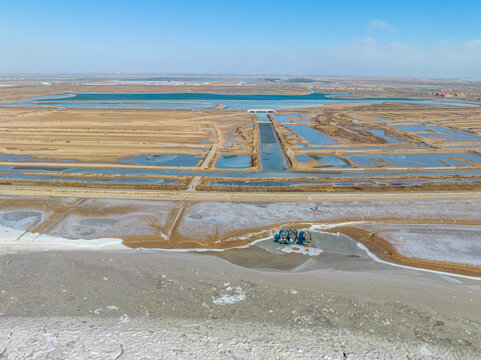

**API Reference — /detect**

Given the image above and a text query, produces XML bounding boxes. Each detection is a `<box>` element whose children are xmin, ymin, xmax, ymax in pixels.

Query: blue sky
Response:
<box><xmin>1</xmin><ymin>0</ymin><xmax>481</xmax><ymax>77</ymax></box>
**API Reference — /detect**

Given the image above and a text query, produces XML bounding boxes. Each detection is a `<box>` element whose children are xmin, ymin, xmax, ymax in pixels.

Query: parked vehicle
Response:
<box><xmin>274</xmin><ymin>229</ymin><xmax>311</xmax><ymax>246</ymax></box>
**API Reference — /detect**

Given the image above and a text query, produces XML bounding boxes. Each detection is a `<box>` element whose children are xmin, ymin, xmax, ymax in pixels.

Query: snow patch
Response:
<box><xmin>279</xmin><ymin>245</ymin><xmax>323</xmax><ymax>256</ymax></box>
<box><xmin>212</xmin><ymin>283</ymin><xmax>246</xmax><ymax>305</ymax></box>
<box><xmin>309</xmin><ymin>221</ymin><xmax>365</xmax><ymax>231</ymax></box>
<box><xmin>0</xmin><ymin>223</ymin><xmax>128</xmax><ymax>254</ymax></box>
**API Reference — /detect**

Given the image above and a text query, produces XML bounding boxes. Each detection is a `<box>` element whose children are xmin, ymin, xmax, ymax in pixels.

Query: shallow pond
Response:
<box><xmin>216</xmin><ymin>155</ymin><xmax>251</xmax><ymax>169</ymax></box>
<box><xmin>208</xmin><ymin>177</ymin><xmax>481</xmax><ymax>188</ymax></box>
<box><xmin>3</xmin><ymin>164</ymin><xmax>481</xmax><ymax>182</ymax></box>
<box><xmin>348</xmin><ymin>126</ymin><xmax>404</xmax><ymax>143</ymax></box>
<box><xmin>272</xmin><ymin>114</ymin><xmax>307</xmax><ymax>124</ymax></box>
<box><xmin>297</xmin><ymin>146</ymin><xmax>428</xmax><ymax>150</ymax></box>
<box><xmin>344</xmin><ymin>153</ymin><xmax>481</xmax><ymax>168</ymax></box>
<box><xmin>0</xmin><ymin>172</ymin><xmax>176</xmax><ymax>184</ymax></box>
<box><xmin>296</xmin><ymin>154</ymin><xmax>349</xmax><ymax>168</ymax></box>
<box><xmin>391</xmin><ymin>125</ymin><xmax>481</xmax><ymax>142</ymax></box>
<box><xmin>0</xmin><ymin>153</ymin><xmax>42</xmax><ymax>162</ymax></box>
<box><xmin>445</xmin><ymin>145</ymin><xmax>481</xmax><ymax>149</ymax></box>
<box><xmin>209</xmin><ymin>180</ymin><xmax>350</xmax><ymax>187</ymax></box>
<box><xmin>286</xmin><ymin>125</ymin><xmax>337</xmax><ymax>146</ymax></box>
<box><xmin>117</xmin><ymin>154</ymin><xmax>200</xmax><ymax>167</ymax></box>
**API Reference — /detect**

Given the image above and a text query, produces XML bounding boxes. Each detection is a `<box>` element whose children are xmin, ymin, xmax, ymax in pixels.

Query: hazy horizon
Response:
<box><xmin>2</xmin><ymin>73</ymin><xmax>481</xmax><ymax>82</ymax></box>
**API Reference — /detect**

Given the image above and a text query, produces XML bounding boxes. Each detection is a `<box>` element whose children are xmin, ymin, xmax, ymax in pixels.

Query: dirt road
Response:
<box><xmin>1</xmin><ymin>184</ymin><xmax>481</xmax><ymax>202</ymax></box>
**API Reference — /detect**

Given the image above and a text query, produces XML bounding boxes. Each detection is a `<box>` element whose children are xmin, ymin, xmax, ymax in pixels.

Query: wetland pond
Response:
<box><xmin>272</xmin><ymin>114</ymin><xmax>308</xmax><ymax>124</ymax></box>
<box><xmin>286</xmin><ymin>125</ymin><xmax>337</xmax><ymax>146</ymax></box>
<box><xmin>348</xmin><ymin>126</ymin><xmax>404</xmax><ymax>143</ymax></box>
<box><xmin>391</xmin><ymin>125</ymin><xmax>481</xmax><ymax>142</ymax></box>
<box><xmin>344</xmin><ymin>153</ymin><xmax>481</xmax><ymax>168</ymax></box>
<box><xmin>296</xmin><ymin>155</ymin><xmax>349</xmax><ymax>168</ymax></box>
<box><xmin>117</xmin><ymin>154</ymin><xmax>201</xmax><ymax>167</ymax></box>
<box><xmin>216</xmin><ymin>155</ymin><xmax>251</xmax><ymax>169</ymax></box>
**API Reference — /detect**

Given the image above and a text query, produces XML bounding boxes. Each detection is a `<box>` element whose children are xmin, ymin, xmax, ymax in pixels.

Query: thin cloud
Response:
<box><xmin>317</xmin><ymin>38</ymin><xmax>481</xmax><ymax>78</ymax></box>
<box><xmin>465</xmin><ymin>39</ymin><xmax>481</xmax><ymax>48</ymax></box>
<box><xmin>367</xmin><ymin>20</ymin><xmax>395</xmax><ymax>32</ymax></box>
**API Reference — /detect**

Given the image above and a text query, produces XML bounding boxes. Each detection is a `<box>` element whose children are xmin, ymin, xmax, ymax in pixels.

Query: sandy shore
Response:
<box><xmin>0</xmin><ymin>249</ymin><xmax>480</xmax><ymax>359</ymax></box>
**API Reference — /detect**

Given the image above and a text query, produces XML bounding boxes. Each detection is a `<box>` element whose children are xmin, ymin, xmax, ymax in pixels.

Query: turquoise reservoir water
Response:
<box><xmin>27</xmin><ymin>92</ymin><xmax>430</xmax><ymax>111</ymax></box>
<box><xmin>38</xmin><ymin>93</ymin><xmax>408</xmax><ymax>102</ymax></box>
<box><xmin>15</xmin><ymin>92</ymin><xmax>479</xmax><ymax>110</ymax></box>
